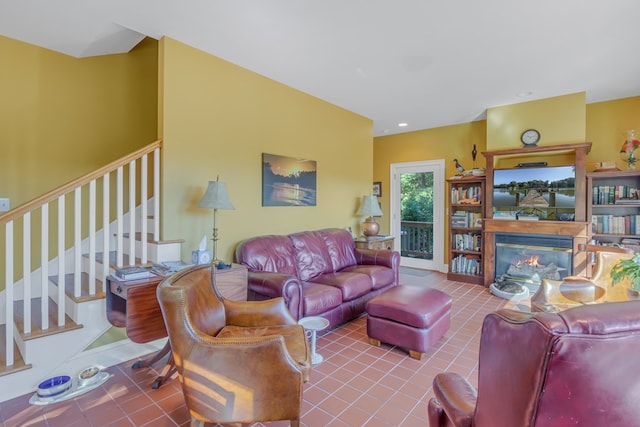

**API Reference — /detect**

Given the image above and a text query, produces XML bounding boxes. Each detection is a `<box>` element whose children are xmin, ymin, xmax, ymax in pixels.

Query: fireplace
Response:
<box><xmin>494</xmin><ymin>233</ymin><xmax>573</xmax><ymax>292</ymax></box>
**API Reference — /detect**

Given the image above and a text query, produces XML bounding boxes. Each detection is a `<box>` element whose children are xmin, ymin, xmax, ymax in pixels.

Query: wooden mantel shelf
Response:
<box><xmin>483</xmin><ymin>219</ymin><xmax>589</xmax><ymax>237</ymax></box>
<box><xmin>481</xmin><ymin>142</ymin><xmax>592</xmax><ymax>158</ymax></box>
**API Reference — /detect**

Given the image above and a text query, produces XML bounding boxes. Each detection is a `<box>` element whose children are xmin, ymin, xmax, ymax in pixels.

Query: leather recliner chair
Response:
<box><xmin>428</xmin><ymin>300</ymin><xmax>640</xmax><ymax>427</ymax></box>
<box><xmin>157</xmin><ymin>264</ymin><xmax>311</xmax><ymax>427</ymax></box>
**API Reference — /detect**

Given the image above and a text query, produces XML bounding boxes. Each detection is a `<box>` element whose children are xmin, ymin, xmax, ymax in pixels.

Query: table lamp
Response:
<box><xmin>197</xmin><ymin>177</ymin><xmax>234</xmax><ymax>262</ymax></box>
<box><xmin>357</xmin><ymin>195</ymin><xmax>383</xmax><ymax>236</ymax></box>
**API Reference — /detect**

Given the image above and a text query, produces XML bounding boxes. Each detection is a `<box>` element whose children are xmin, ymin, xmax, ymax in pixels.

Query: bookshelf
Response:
<box><xmin>587</xmin><ymin>170</ymin><xmax>640</xmax><ymax>251</ymax></box>
<box><xmin>447</xmin><ymin>176</ymin><xmax>485</xmax><ymax>285</ymax></box>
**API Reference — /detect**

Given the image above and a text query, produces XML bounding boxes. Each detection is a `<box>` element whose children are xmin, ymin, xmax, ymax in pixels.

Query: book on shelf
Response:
<box><xmin>517</xmin><ymin>213</ymin><xmax>539</xmax><ymax>221</ymax></box>
<box><xmin>114</xmin><ymin>266</ymin><xmax>156</xmax><ymax>281</ymax></box>
<box><xmin>614</xmin><ymin>198</ymin><xmax>640</xmax><ymax>205</ymax></box>
<box><xmin>493</xmin><ymin>211</ymin><xmax>517</xmax><ymax>220</ymax></box>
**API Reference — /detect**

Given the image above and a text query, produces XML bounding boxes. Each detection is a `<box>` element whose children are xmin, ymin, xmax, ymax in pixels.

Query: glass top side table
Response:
<box><xmin>298</xmin><ymin>316</ymin><xmax>330</xmax><ymax>364</ymax></box>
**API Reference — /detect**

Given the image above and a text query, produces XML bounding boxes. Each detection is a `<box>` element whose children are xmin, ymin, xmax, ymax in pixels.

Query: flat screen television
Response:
<box><xmin>492</xmin><ymin>165</ymin><xmax>576</xmax><ymax>221</ymax></box>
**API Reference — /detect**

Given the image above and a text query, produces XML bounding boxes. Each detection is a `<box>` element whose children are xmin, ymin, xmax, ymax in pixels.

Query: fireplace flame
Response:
<box><xmin>516</xmin><ymin>255</ymin><xmax>540</xmax><ymax>267</ymax></box>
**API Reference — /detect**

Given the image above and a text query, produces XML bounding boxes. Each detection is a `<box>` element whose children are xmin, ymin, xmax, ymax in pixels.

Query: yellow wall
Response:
<box><xmin>586</xmin><ymin>96</ymin><xmax>640</xmax><ymax>170</ymax></box>
<box><xmin>373</xmin><ymin>121</ymin><xmax>487</xmax><ymax>234</ymax></box>
<box><xmin>0</xmin><ymin>36</ymin><xmax>158</xmax><ymax>207</ymax></box>
<box><xmin>158</xmin><ymin>38</ymin><xmax>373</xmax><ymax>262</ymax></box>
<box><xmin>486</xmin><ymin>92</ymin><xmax>586</xmax><ymax>152</ymax></box>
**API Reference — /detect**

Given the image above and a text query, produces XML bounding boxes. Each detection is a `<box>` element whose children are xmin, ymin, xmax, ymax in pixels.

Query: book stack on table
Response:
<box><xmin>114</xmin><ymin>266</ymin><xmax>156</xmax><ymax>281</ymax></box>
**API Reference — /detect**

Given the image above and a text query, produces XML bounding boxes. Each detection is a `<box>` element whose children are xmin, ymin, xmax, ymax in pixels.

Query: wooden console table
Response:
<box><xmin>106</xmin><ymin>263</ymin><xmax>248</xmax><ymax>388</ymax></box>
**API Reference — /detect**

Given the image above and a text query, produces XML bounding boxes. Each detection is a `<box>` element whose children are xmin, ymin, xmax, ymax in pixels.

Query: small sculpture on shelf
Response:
<box><xmin>620</xmin><ymin>130</ymin><xmax>640</xmax><ymax>170</ymax></box>
<box><xmin>453</xmin><ymin>158</ymin><xmax>465</xmax><ymax>175</ymax></box>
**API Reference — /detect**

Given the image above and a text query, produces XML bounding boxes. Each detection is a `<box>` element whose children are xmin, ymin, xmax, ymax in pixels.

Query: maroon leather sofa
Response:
<box><xmin>235</xmin><ymin>228</ymin><xmax>400</xmax><ymax>329</ymax></box>
<box><xmin>428</xmin><ymin>300</ymin><xmax>640</xmax><ymax>427</ymax></box>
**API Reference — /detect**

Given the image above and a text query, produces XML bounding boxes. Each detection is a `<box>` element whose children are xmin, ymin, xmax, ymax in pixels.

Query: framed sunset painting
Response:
<box><xmin>262</xmin><ymin>153</ymin><xmax>317</xmax><ymax>206</ymax></box>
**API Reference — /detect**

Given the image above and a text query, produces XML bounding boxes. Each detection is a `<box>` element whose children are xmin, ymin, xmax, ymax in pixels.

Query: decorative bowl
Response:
<box><xmin>37</xmin><ymin>375</ymin><xmax>72</xmax><ymax>398</ymax></box>
<box><xmin>556</xmin><ymin>213</ymin><xmax>575</xmax><ymax>221</ymax></box>
<box><xmin>78</xmin><ymin>366</ymin><xmax>101</xmax><ymax>386</ymax></box>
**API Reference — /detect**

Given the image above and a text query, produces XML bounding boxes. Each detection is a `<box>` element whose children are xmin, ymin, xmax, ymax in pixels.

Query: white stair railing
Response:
<box><xmin>0</xmin><ymin>140</ymin><xmax>162</xmax><ymax>370</ymax></box>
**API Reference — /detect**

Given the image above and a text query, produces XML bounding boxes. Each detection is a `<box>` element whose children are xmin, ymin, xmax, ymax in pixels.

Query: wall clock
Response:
<box><xmin>521</xmin><ymin>129</ymin><xmax>541</xmax><ymax>147</ymax></box>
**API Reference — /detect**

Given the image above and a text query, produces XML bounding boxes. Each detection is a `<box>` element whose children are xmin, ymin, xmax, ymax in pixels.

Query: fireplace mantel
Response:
<box><xmin>483</xmin><ymin>219</ymin><xmax>590</xmax><ymax>286</ymax></box>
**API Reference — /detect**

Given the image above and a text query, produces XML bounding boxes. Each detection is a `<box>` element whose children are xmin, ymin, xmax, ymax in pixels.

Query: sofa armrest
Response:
<box><xmin>354</xmin><ymin>248</ymin><xmax>400</xmax><ymax>286</ymax></box>
<box><xmin>354</xmin><ymin>248</ymin><xmax>400</xmax><ymax>269</ymax></box>
<box><xmin>247</xmin><ymin>271</ymin><xmax>303</xmax><ymax>320</ymax></box>
<box><xmin>431</xmin><ymin>373</ymin><xmax>477</xmax><ymax>427</ymax></box>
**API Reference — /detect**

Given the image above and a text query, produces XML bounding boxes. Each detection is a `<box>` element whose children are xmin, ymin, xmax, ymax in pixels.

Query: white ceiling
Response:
<box><xmin>3</xmin><ymin>1</ymin><xmax>640</xmax><ymax>136</ymax></box>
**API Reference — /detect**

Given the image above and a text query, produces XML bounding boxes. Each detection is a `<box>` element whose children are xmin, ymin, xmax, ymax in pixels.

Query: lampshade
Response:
<box><xmin>197</xmin><ymin>181</ymin><xmax>235</xmax><ymax>210</ymax></box>
<box><xmin>356</xmin><ymin>195</ymin><xmax>383</xmax><ymax>217</ymax></box>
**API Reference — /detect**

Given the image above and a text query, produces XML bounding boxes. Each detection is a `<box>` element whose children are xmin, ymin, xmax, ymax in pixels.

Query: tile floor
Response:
<box><xmin>0</xmin><ymin>268</ymin><xmax>509</xmax><ymax>427</ymax></box>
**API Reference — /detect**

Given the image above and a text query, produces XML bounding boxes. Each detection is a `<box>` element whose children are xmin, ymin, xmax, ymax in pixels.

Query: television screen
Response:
<box><xmin>493</xmin><ymin>165</ymin><xmax>576</xmax><ymax>220</ymax></box>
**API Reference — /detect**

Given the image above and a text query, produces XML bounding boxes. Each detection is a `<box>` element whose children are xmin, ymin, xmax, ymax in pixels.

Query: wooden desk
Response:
<box><xmin>354</xmin><ymin>236</ymin><xmax>394</xmax><ymax>251</ymax></box>
<box><xmin>106</xmin><ymin>263</ymin><xmax>248</xmax><ymax>388</ymax></box>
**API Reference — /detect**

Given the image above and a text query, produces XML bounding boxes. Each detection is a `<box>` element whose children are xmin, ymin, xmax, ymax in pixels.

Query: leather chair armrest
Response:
<box><xmin>224</xmin><ymin>297</ymin><xmax>298</xmax><ymax>327</ymax></box>
<box><xmin>432</xmin><ymin>373</ymin><xmax>477</xmax><ymax>427</ymax></box>
<box><xmin>247</xmin><ymin>271</ymin><xmax>303</xmax><ymax>320</ymax></box>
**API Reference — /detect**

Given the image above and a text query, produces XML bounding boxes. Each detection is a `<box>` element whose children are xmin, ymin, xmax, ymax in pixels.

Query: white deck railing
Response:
<box><xmin>1</xmin><ymin>140</ymin><xmax>162</xmax><ymax>369</ymax></box>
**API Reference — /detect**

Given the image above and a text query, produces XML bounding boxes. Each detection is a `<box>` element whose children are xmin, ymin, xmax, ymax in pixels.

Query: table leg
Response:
<box><xmin>131</xmin><ymin>340</ymin><xmax>177</xmax><ymax>389</ymax></box>
<box><xmin>309</xmin><ymin>330</ymin><xmax>323</xmax><ymax>364</ymax></box>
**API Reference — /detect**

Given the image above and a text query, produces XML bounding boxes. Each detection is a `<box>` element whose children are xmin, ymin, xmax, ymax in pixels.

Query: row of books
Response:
<box><xmin>451</xmin><ymin>210</ymin><xmax>482</xmax><ymax>228</ymax></box>
<box><xmin>453</xmin><ymin>232</ymin><xmax>481</xmax><ymax>252</ymax></box>
<box><xmin>450</xmin><ymin>186</ymin><xmax>482</xmax><ymax>204</ymax></box>
<box><xmin>591</xmin><ymin>214</ymin><xmax>640</xmax><ymax>235</ymax></box>
<box><xmin>450</xmin><ymin>254</ymin><xmax>482</xmax><ymax>275</ymax></box>
<box><xmin>592</xmin><ymin>185</ymin><xmax>640</xmax><ymax>205</ymax></box>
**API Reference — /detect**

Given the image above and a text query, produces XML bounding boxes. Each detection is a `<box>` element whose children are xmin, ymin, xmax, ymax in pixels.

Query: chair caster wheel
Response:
<box><xmin>132</xmin><ymin>361</ymin><xmax>143</xmax><ymax>369</ymax></box>
<box><xmin>151</xmin><ymin>378</ymin><xmax>162</xmax><ymax>389</ymax></box>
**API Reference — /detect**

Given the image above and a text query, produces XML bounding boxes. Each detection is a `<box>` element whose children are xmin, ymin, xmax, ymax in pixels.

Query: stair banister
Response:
<box><xmin>1</xmin><ymin>140</ymin><xmax>162</xmax><ymax>372</ymax></box>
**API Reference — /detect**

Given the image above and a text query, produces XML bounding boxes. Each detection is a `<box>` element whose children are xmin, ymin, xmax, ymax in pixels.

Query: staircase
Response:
<box><xmin>0</xmin><ymin>140</ymin><xmax>182</xmax><ymax>402</ymax></box>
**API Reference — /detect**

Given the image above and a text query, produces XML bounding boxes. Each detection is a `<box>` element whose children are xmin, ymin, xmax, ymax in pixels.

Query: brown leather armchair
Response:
<box><xmin>157</xmin><ymin>264</ymin><xmax>311</xmax><ymax>427</ymax></box>
<box><xmin>428</xmin><ymin>300</ymin><xmax>640</xmax><ymax>427</ymax></box>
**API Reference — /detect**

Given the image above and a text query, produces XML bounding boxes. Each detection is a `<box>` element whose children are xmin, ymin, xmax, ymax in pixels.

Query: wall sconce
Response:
<box><xmin>197</xmin><ymin>177</ymin><xmax>234</xmax><ymax>262</ymax></box>
<box><xmin>356</xmin><ymin>195</ymin><xmax>383</xmax><ymax>236</ymax></box>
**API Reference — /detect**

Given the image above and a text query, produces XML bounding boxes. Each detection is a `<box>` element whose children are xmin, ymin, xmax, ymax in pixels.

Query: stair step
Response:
<box><xmin>123</xmin><ymin>231</ymin><xmax>185</xmax><ymax>245</ymax></box>
<box><xmin>0</xmin><ymin>325</ymin><xmax>32</xmax><ymax>377</ymax></box>
<box><xmin>49</xmin><ymin>273</ymin><xmax>106</xmax><ymax>303</ymax></box>
<box><xmin>13</xmin><ymin>297</ymin><xmax>83</xmax><ymax>341</ymax></box>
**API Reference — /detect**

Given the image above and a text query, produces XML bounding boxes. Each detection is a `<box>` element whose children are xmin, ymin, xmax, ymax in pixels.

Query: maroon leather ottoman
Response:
<box><xmin>366</xmin><ymin>286</ymin><xmax>452</xmax><ymax>360</ymax></box>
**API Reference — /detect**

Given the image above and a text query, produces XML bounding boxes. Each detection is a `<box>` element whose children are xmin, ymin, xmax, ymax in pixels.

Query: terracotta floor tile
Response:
<box><xmin>1</xmin><ymin>270</ymin><xmax>509</xmax><ymax>427</ymax></box>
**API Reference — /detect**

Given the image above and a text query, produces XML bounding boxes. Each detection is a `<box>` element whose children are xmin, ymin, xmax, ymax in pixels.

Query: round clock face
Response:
<box><xmin>521</xmin><ymin>129</ymin><xmax>540</xmax><ymax>146</ymax></box>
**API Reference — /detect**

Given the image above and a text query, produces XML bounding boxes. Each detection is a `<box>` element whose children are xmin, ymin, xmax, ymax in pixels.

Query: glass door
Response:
<box><xmin>390</xmin><ymin>160</ymin><xmax>445</xmax><ymax>271</ymax></box>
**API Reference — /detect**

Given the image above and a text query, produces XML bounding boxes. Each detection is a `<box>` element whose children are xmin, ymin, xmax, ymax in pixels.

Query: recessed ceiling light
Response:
<box><xmin>398</xmin><ymin>122</ymin><xmax>408</xmax><ymax>127</ymax></box>
<box><xmin>517</xmin><ymin>91</ymin><xmax>533</xmax><ymax>97</ymax></box>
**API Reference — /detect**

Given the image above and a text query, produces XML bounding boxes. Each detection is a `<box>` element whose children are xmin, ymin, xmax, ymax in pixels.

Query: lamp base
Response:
<box><xmin>362</xmin><ymin>218</ymin><xmax>380</xmax><ymax>236</ymax></box>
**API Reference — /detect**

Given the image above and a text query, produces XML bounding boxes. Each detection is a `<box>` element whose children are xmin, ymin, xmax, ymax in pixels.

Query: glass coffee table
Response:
<box><xmin>298</xmin><ymin>316</ymin><xmax>330</xmax><ymax>364</ymax></box>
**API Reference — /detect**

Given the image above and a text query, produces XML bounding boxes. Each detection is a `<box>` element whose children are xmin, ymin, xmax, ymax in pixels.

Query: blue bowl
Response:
<box><xmin>37</xmin><ymin>375</ymin><xmax>72</xmax><ymax>398</ymax></box>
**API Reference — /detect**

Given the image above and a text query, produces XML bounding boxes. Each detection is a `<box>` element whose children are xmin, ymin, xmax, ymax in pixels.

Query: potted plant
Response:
<box><xmin>611</xmin><ymin>253</ymin><xmax>640</xmax><ymax>297</ymax></box>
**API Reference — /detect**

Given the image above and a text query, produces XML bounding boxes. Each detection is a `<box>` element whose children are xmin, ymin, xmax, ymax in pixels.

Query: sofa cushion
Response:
<box><xmin>236</xmin><ymin>235</ymin><xmax>298</xmax><ymax>277</ymax></box>
<box><xmin>290</xmin><ymin>231</ymin><xmax>333</xmax><ymax>281</ymax></box>
<box><xmin>301</xmin><ymin>282</ymin><xmax>343</xmax><ymax>317</ymax></box>
<box><xmin>311</xmin><ymin>272</ymin><xmax>372</xmax><ymax>301</ymax></box>
<box><xmin>321</xmin><ymin>228</ymin><xmax>358</xmax><ymax>271</ymax></box>
<box><xmin>342</xmin><ymin>264</ymin><xmax>395</xmax><ymax>290</ymax></box>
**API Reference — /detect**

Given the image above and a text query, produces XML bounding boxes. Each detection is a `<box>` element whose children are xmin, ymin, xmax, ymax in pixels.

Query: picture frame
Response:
<box><xmin>262</xmin><ymin>153</ymin><xmax>317</xmax><ymax>206</ymax></box>
<box><xmin>372</xmin><ymin>181</ymin><xmax>382</xmax><ymax>197</ymax></box>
